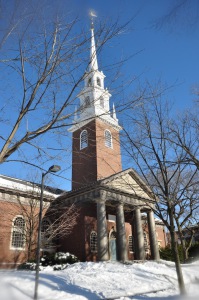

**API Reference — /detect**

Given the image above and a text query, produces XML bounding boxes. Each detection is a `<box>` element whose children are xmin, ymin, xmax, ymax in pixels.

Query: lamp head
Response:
<box><xmin>48</xmin><ymin>165</ymin><xmax>61</xmax><ymax>173</ymax></box>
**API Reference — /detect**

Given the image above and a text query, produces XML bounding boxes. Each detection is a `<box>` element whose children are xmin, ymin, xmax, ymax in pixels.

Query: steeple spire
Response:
<box><xmin>89</xmin><ymin>11</ymin><xmax>98</xmax><ymax>71</ymax></box>
<box><xmin>69</xmin><ymin>11</ymin><xmax>121</xmax><ymax>133</ymax></box>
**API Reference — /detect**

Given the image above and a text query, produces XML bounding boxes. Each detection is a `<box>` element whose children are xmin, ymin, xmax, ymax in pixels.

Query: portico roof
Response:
<box><xmin>57</xmin><ymin>168</ymin><xmax>155</xmax><ymax>210</ymax></box>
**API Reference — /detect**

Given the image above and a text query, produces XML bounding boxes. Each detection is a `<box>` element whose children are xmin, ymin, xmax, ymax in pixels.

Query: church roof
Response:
<box><xmin>58</xmin><ymin>168</ymin><xmax>155</xmax><ymax>207</ymax></box>
<box><xmin>0</xmin><ymin>174</ymin><xmax>64</xmax><ymax>200</ymax></box>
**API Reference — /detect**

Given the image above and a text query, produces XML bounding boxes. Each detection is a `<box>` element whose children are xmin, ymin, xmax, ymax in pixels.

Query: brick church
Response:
<box><xmin>54</xmin><ymin>21</ymin><xmax>166</xmax><ymax>262</ymax></box>
<box><xmin>0</xmin><ymin>20</ymin><xmax>166</xmax><ymax>268</ymax></box>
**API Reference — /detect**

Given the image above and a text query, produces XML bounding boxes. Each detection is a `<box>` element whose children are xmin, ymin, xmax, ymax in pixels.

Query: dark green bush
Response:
<box><xmin>159</xmin><ymin>245</ymin><xmax>184</xmax><ymax>262</ymax></box>
<box><xmin>18</xmin><ymin>252</ymin><xmax>79</xmax><ymax>270</ymax></box>
<box><xmin>40</xmin><ymin>251</ymin><xmax>79</xmax><ymax>266</ymax></box>
<box><xmin>17</xmin><ymin>262</ymin><xmax>36</xmax><ymax>270</ymax></box>
<box><xmin>188</xmin><ymin>243</ymin><xmax>199</xmax><ymax>259</ymax></box>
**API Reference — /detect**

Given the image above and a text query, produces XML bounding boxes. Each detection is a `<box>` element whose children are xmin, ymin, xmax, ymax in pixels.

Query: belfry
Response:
<box><xmin>57</xmin><ymin>17</ymin><xmax>162</xmax><ymax>262</ymax></box>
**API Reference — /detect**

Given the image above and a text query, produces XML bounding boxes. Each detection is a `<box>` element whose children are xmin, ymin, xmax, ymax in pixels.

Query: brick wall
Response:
<box><xmin>0</xmin><ymin>193</ymin><xmax>48</xmax><ymax>268</ymax></box>
<box><xmin>72</xmin><ymin>119</ymin><xmax>122</xmax><ymax>189</ymax></box>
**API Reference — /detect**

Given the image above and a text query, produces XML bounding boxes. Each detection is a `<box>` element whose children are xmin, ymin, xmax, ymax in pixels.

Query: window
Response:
<box><xmin>97</xmin><ymin>77</ymin><xmax>101</xmax><ymax>86</ymax></box>
<box><xmin>80</xmin><ymin>130</ymin><xmax>88</xmax><ymax>149</ymax></box>
<box><xmin>100</xmin><ymin>97</ymin><xmax>104</xmax><ymax>108</ymax></box>
<box><xmin>41</xmin><ymin>219</ymin><xmax>51</xmax><ymax>248</ymax></box>
<box><xmin>90</xmin><ymin>231</ymin><xmax>97</xmax><ymax>252</ymax></box>
<box><xmin>85</xmin><ymin>96</ymin><xmax>90</xmax><ymax>107</ymax></box>
<box><xmin>128</xmin><ymin>235</ymin><xmax>135</xmax><ymax>253</ymax></box>
<box><xmin>11</xmin><ymin>216</ymin><xmax>25</xmax><ymax>249</ymax></box>
<box><xmin>88</xmin><ymin>78</ymin><xmax>92</xmax><ymax>86</ymax></box>
<box><xmin>143</xmin><ymin>232</ymin><xmax>149</xmax><ymax>251</ymax></box>
<box><xmin>105</xmin><ymin>130</ymin><xmax>112</xmax><ymax>148</ymax></box>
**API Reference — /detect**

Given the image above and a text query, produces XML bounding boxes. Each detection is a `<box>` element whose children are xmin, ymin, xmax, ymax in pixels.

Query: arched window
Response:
<box><xmin>128</xmin><ymin>235</ymin><xmax>135</xmax><ymax>253</ymax></box>
<box><xmin>88</xmin><ymin>78</ymin><xmax>92</xmax><ymax>86</ymax></box>
<box><xmin>41</xmin><ymin>219</ymin><xmax>51</xmax><ymax>248</ymax></box>
<box><xmin>97</xmin><ymin>77</ymin><xmax>101</xmax><ymax>86</ymax></box>
<box><xmin>11</xmin><ymin>216</ymin><xmax>25</xmax><ymax>249</ymax></box>
<box><xmin>80</xmin><ymin>130</ymin><xmax>88</xmax><ymax>149</ymax></box>
<box><xmin>105</xmin><ymin>130</ymin><xmax>112</xmax><ymax>148</ymax></box>
<box><xmin>100</xmin><ymin>97</ymin><xmax>104</xmax><ymax>108</ymax></box>
<box><xmin>90</xmin><ymin>231</ymin><xmax>97</xmax><ymax>253</ymax></box>
<box><xmin>85</xmin><ymin>96</ymin><xmax>90</xmax><ymax>107</ymax></box>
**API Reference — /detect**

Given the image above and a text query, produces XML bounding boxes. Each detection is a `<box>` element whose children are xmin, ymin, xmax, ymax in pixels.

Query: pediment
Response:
<box><xmin>101</xmin><ymin>169</ymin><xmax>153</xmax><ymax>200</ymax></box>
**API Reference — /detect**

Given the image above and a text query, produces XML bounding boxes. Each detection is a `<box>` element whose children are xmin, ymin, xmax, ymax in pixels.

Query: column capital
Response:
<box><xmin>96</xmin><ymin>198</ymin><xmax>106</xmax><ymax>203</ymax></box>
<box><xmin>116</xmin><ymin>200</ymin><xmax>124</xmax><ymax>207</ymax></box>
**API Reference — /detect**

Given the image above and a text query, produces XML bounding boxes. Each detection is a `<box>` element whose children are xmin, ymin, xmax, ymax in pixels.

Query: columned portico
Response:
<box><xmin>134</xmin><ymin>207</ymin><xmax>145</xmax><ymax>260</ymax></box>
<box><xmin>116</xmin><ymin>202</ymin><xmax>128</xmax><ymax>261</ymax></box>
<box><xmin>97</xmin><ymin>200</ymin><xmax>109</xmax><ymax>261</ymax></box>
<box><xmin>147</xmin><ymin>210</ymin><xmax>160</xmax><ymax>260</ymax></box>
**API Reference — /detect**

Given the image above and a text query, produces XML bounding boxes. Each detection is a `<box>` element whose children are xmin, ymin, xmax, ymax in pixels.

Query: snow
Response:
<box><xmin>0</xmin><ymin>175</ymin><xmax>57</xmax><ymax>197</ymax></box>
<box><xmin>0</xmin><ymin>260</ymin><xmax>198</xmax><ymax>300</ymax></box>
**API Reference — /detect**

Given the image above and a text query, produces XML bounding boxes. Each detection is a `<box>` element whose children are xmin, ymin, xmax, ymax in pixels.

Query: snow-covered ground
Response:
<box><xmin>0</xmin><ymin>260</ymin><xmax>198</xmax><ymax>300</ymax></box>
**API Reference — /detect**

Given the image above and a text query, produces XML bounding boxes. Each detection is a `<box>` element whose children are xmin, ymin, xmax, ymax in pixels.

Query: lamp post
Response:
<box><xmin>34</xmin><ymin>165</ymin><xmax>61</xmax><ymax>300</ymax></box>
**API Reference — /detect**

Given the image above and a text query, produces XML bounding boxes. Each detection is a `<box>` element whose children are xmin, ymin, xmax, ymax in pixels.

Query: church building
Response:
<box><xmin>0</xmin><ymin>18</ymin><xmax>166</xmax><ymax>268</ymax></box>
<box><xmin>55</xmin><ymin>20</ymin><xmax>166</xmax><ymax>262</ymax></box>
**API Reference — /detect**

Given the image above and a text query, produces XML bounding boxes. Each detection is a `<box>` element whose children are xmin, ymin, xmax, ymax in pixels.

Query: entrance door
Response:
<box><xmin>109</xmin><ymin>230</ymin><xmax>117</xmax><ymax>261</ymax></box>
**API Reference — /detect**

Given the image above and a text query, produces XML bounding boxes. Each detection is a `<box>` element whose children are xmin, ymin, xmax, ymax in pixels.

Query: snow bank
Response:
<box><xmin>0</xmin><ymin>260</ymin><xmax>198</xmax><ymax>299</ymax></box>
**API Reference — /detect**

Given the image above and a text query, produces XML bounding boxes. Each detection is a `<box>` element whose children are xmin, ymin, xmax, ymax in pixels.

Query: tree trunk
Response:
<box><xmin>169</xmin><ymin>208</ymin><xmax>186</xmax><ymax>295</ymax></box>
<box><xmin>176</xmin><ymin>223</ymin><xmax>186</xmax><ymax>263</ymax></box>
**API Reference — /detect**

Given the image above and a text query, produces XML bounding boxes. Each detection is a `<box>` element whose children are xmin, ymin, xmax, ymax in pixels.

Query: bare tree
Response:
<box><xmin>121</xmin><ymin>84</ymin><xmax>198</xmax><ymax>295</ymax></box>
<box><xmin>0</xmin><ymin>180</ymin><xmax>79</xmax><ymax>262</ymax></box>
<box><xmin>169</xmin><ymin>107</ymin><xmax>199</xmax><ymax>170</ymax></box>
<box><xmin>41</xmin><ymin>202</ymin><xmax>79</xmax><ymax>252</ymax></box>
<box><xmin>154</xmin><ymin>0</ymin><xmax>199</xmax><ymax>32</ymax></box>
<box><xmin>0</xmin><ymin>1</ymin><xmax>130</xmax><ymax>175</ymax></box>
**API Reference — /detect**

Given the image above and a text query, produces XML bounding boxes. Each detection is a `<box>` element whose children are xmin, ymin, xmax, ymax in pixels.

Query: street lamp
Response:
<box><xmin>34</xmin><ymin>165</ymin><xmax>61</xmax><ymax>300</ymax></box>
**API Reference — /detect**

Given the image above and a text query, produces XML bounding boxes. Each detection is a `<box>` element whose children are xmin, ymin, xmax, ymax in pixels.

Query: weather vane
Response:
<box><xmin>89</xmin><ymin>9</ymin><xmax>97</xmax><ymax>29</ymax></box>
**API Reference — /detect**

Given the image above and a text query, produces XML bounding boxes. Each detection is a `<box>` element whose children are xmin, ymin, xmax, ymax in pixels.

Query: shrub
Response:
<box><xmin>54</xmin><ymin>252</ymin><xmax>79</xmax><ymax>264</ymax></box>
<box><xmin>17</xmin><ymin>262</ymin><xmax>36</xmax><ymax>270</ymax></box>
<box><xmin>40</xmin><ymin>251</ymin><xmax>79</xmax><ymax>267</ymax></box>
<box><xmin>159</xmin><ymin>245</ymin><xmax>184</xmax><ymax>262</ymax></box>
<box><xmin>188</xmin><ymin>243</ymin><xmax>199</xmax><ymax>259</ymax></box>
<box><xmin>17</xmin><ymin>252</ymin><xmax>79</xmax><ymax>270</ymax></box>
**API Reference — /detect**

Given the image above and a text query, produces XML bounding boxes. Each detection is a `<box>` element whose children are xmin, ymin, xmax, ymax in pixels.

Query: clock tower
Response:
<box><xmin>69</xmin><ymin>19</ymin><xmax>122</xmax><ymax>190</ymax></box>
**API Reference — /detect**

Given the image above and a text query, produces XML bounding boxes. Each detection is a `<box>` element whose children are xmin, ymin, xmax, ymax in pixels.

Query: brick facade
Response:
<box><xmin>58</xmin><ymin>203</ymin><xmax>166</xmax><ymax>262</ymax></box>
<box><xmin>72</xmin><ymin>119</ymin><xmax>122</xmax><ymax>189</ymax></box>
<box><xmin>0</xmin><ymin>178</ymin><xmax>54</xmax><ymax>268</ymax></box>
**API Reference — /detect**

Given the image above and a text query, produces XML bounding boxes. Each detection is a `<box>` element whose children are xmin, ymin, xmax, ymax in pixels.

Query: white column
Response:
<box><xmin>134</xmin><ymin>207</ymin><xmax>145</xmax><ymax>260</ymax></box>
<box><xmin>147</xmin><ymin>210</ymin><xmax>160</xmax><ymax>260</ymax></box>
<box><xmin>97</xmin><ymin>200</ymin><xmax>109</xmax><ymax>261</ymax></box>
<box><xmin>116</xmin><ymin>202</ymin><xmax>128</xmax><ymax>261</ymax></box>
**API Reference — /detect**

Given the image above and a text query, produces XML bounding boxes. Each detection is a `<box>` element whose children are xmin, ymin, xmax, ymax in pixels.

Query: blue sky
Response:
<box><xmin>1</xmin><ymin>0</ymin><xmax>198</xmax><ymax>190</ymax></box>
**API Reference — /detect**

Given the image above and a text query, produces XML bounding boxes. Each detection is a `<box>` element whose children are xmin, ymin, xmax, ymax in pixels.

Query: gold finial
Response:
<box><xmin>89</xmin><ymin>10</ymin><xmax>97</xmax><ymax>29</ymax></box>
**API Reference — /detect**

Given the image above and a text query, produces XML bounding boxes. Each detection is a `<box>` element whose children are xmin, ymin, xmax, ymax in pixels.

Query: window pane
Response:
<box><xmin>105</xmin><ymin>130</ymin><xmax>112</xmax><ymax>148</ymax></box>
<box><xmin>90</xmin><ymin>231</ymin><xmax>97</xmax><ymax>252</ymax></box>
<box><xmin>85</xmin><ymin>96</ymin><xmax>90</xmax><ymax>107</ymax></box>
<box><xmin>97</xmin><ymin>77</ymin><xmax>101</xmax><ymax>86</ymax></box>
<box><xmin>11</xmin><ymin>217</ymin><xmax>25</xmax><ymax>249</ymax></box>
<box><xmin>100</xmin><ymin>97</ymin><xmax>104</xmax><ymax>108</ymax></box>
<box><xmin>80</xmin><ymin>130</ymin><xmax>88</xmax><ymax>149</ymax></box>
<box><xmin>129</xmin><ymin>235</ymin><xmax>135</xmax><ymax>252</ymax></box>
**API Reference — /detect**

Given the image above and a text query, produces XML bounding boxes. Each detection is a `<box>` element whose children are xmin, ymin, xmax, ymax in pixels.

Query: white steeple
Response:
<box><xmin>69</xmin><ymin>13</ymin><xmax>121</xmax><ymax>133</ymax></box>
<box><xmin>89</xmin><ymin>18</ymin><xmax>98</xmax><ymax>72</ymax></box>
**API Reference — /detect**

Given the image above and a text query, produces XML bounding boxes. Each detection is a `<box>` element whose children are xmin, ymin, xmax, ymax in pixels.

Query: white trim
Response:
<box><xmin>104</xmin><ymin>129</ymin><xmax>113</xmax><ymax>148</ymax></box>
<box><xmin>10</xmin><ymin>215</ymin><xmax>26</xmax><ymax>250</ymax></box>
<box><xmin>80</xmin><ymin>130</ymin><xmax>88</xmax><ymax>150</ymax></box>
